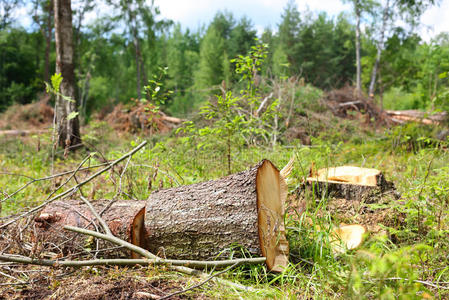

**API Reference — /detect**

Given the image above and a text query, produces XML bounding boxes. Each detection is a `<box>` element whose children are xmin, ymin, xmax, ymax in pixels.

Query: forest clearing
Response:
<box><xmin>1</xmin><ymin>0</ymin><xmax>449</xmax><ymax>299</ymax></box>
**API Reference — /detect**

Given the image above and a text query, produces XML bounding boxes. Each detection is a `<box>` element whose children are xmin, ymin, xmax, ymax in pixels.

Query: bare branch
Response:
<box><xmin>63</xmin><ymin>225</ymin><xmax>258</xmax><ymax>291</ymax></box>
<box><xmin>0</xmin><ymin>141</ymin><xmax>147</xmax><ymax>229</ymax></box>
<box><xmin>0</xmin><ymin>254</ymin><xmax>265</xmax><ymax>269</ymax></box>
<box><xmin>63</xmin><ymin>225</ymin><xmax>156</xmax><ymax>259</ymax></box>
<box><xmin>255</xmin><ymin>92</ymin><xmax>273</xmax><ymax>117</ymax></box>
<box><xmin>79</xmin><ymin>195</ymin><xmax>112</xmax><ymax>236</ymax></box>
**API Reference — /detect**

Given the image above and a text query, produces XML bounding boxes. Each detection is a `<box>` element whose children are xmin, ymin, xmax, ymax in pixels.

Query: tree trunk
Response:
<box><xmin>44</xmin><ymin>0</ymin><xmax>53</xmax><ymax>84</ymax></box>
<box><xmin>368</xmin><ymin>0</ymin><xmax>389</xmax><ymax>98</ymax></box>
<box><xmin>355</xmin><ymin>0</ymin><xmax>362</xmax><ymax>96</ymax></box>
<box><xmin>33</xmin><ymin>0</ymin><xmax>53</xmax><ymax>84</ymax></box>
<box><xmin>54</xmin><ymin>0</ymin><xmax>82</xmax><ymax>149</ymax></box>
<box><xmin>34</xmin><ymin>200</ymin><xmax>146</xmax><ymax>258</ymax></box>
<box><xmin>34</xmin><ymin>160</ymin><xmax>289</xmax><ymax>272</ymax></box>
<box><xmin>128</xmin><ymin>7</ymin><xmax>142</xmax><ymax>101</ymax></box>
<box><xmin>134</xmin><ymin>35</ymin><xmax>142</xmax><ymax>100</ymax></box>
<box><xmin>379</xmin><ymin>64</ymin><xmax>384</xmax><ymax>110</ymax></box>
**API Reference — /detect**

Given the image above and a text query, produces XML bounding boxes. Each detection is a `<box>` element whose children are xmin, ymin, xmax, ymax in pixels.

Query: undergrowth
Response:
<box><xmin>1</xmin><ymin>118</ymin><xmax>448</xmax><ymax>299</ymax></box>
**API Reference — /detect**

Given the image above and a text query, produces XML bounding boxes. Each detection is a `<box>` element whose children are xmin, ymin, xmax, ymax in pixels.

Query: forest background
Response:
<box><xmin>1</xmin><ymin>0</ymin><xmax>448</xmax><ymax>117</ymax></box>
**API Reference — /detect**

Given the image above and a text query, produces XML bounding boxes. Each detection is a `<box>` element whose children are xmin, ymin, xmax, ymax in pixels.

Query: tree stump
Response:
<box><xmin>305</xmin><ymin>166</ymin><xmax>395</xmax><ymax>201</ymax></box>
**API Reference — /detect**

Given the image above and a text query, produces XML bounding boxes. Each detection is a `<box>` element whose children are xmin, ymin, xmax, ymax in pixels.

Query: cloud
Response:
<box><xmin>294</xmin><ymin>0</ymin><xmax>351</xmax><ymax>15</ymax></box>
<box><xmin>10</xmin><ymin>0</ymin><xmax>449</xmax><ymax>42</ymax></box>
<box><xmin>419</xmin><ymin>0</ymin><xmax>449</xmax><ymax>41</ymax></box>
<box><xmin>155</xmin><ymin>0</ymin><xmax>288</xmax><ymax>30</ymax></box>
<box><xmin>155</xmin><ymin>0</ymin><xmax>448</xmax><ymax>42</ymax></box>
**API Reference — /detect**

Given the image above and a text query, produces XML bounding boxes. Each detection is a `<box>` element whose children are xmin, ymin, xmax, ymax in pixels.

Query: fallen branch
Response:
<box><xmin>0</xmin><ymin>254</ymin><xmax>265</xmax><ymax>269</ymax></box>
<box><xmin>338</xmin><ymin>100</ymin><xmax>363</xmax><ymax>107</ymax></box>
<box><xmin>0</xmin><ymin>162</ymin><xmax>110</xmax><ymax>204</ymax></box>
<box><xmin>255</xmin><ymin>92</ymin><xmax>273</xmax><ymax>117</ymax></box>
<box><xmin>64</xmin><ymin>225</ymin><xmax>156</xmax><ymax>259</ymax></box>
<box><xmin>384</xmin><ymin>277</ymin><xmax>449</xmax><ymax>290</ymax></box>
<box><xmin>0</xmin><ymin>141</ymin><xmax>147</xmax><ymax>229</ymax></box>
<box><xmin>63</xmin><ymin>225</ymin><xmax>258</xmax><ymax>291</ymax></box>
<box><xmin>386</xmin><ymin>110</ymin><xmax>448</xmax><ymax>125</ymax></box>
<box><xmin>79</xmin><ymin>195</ymin><xmax>112</xmax><ymax>236</ymax></box>
<box><xmin>0</xmin><ymin>129</ymin><xmax>47</xmax><ymax>136</ymax></box>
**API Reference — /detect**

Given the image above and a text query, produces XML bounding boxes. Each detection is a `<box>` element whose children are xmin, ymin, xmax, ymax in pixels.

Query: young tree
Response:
<box><xmin>343</xmin><ymin>0</ymin><xmax>379</xmax><ymax>95</ymax></box>
<box><xmin>54</xmin><ymin>0</ymin><xmax>82</xmax><ymax>149</ymax></box>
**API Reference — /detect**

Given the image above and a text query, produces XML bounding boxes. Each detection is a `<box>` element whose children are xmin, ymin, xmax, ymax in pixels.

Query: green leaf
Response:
<box><xmin>67</xmin><ymin>112</ymin><xmax>79</xmax><ymax>120</ymax></box>
<box><xmin>438</xmin><ymin>72</ymin><xmax>447</xmax><ymax>79</ymax></box>
<box><xmin>51</xmin><ymin>73</ymin><xmax>63</xmax><ymax>94</ymax></box>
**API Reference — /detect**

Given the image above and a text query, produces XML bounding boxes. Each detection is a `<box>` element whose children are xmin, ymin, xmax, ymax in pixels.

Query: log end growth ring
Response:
<box><xmin>256</xmin><ymin>160</ymin><xmax>289</xmax><ymax>272</ymax></box>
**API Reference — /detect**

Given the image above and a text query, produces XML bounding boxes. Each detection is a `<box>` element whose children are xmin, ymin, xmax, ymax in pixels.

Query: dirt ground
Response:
<box><xmin>0</xmin><ymin>266</ymin><xmax>211</xmax><ymax>299</ymax></box>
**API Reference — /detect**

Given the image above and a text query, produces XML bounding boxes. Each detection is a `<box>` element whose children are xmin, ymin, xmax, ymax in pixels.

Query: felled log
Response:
<box><xmin>34</xmin><ymin>160</ymin><xmax>289</xmax><ymax>271</ymax></box>
<box><xmin>0</xmin><ymin>129</ymin><xmax>47</xmax><ymax>136</ymax></box>
<box><xmin>386</xmin><ymin>110</ymin><xmax>448</xmax><ymax>125</ymax></box>
<box><xmin>305</xmin><ymin>166</ymin><xmax>394</xmax><ymax>201</ymax></box>
<box><xmin>34</xmin><ymin>200</ymin><xmax>146</xmax><ymax>258</ymax></box>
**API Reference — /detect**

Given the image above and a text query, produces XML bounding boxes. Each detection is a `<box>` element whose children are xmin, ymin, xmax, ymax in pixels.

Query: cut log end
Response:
<box><xmin>256</xmin><ymin>160</ymin><xmax>289</xmax><ymax>272</ymax></box>
<box><xmin>331</xmin><ymin>224</ymin><xmax>366</xmax><ymax>255</ymax></box>
<box><xmin>130</xmin><ymin>207</ymin><xmax>146</xmax><ymax>259</ymax></box>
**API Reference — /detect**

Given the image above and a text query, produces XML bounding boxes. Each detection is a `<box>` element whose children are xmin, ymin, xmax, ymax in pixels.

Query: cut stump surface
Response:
<box><xmin>305</xmin><ymin>166</ymin><xmax>395</xmax><ymax>201</ymax></box>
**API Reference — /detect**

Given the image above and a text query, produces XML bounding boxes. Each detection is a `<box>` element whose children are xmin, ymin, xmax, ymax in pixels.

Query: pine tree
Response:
<box><xmin>194</xmin><ymin>26</ymin><xmax>226</xmax><ymax>90</ymax></box>
<box><xmin>278</xmin><ymin>0</ymin><xmax>302</xmax><ymax>75</ymax></box>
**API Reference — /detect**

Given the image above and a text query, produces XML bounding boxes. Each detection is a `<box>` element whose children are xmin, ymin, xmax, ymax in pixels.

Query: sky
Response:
<box><xmin>155</xmin><ymin>0</ymin><xmax>449</xmax><ymax>41</ymax></box>
<box><xmin>13</xmin><ymin>0</ymin><xmax>449</xmax><ymax>42</ymax></box>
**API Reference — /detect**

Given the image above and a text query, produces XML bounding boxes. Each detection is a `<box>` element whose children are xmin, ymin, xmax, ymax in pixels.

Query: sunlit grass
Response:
<box><xmin>1</xmin><ymin>121</ymin><xmax>448</xmax><ymax>298</ymax></box>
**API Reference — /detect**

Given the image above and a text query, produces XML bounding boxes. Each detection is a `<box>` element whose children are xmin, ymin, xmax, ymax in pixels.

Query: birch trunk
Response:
<box><xmin>355</xmin><ymin>0</ymin><xmax>362</xmax><ymax>96</ymax></box>
<box><xmin>368</xmin><ymin>0</ymin><xmax>390</xmax><ymax>98</ymax></box>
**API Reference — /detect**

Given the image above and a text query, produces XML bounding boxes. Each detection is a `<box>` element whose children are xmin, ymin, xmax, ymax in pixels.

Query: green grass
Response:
<box><xmin>382</xmin><ymin>87</ymin><xmax>422</xmax><ymax>110</ymax></box>
<box><xmin>1</xmin><ymin>121</ymin><xmax>448</xmax><ymax>299</ymax></box>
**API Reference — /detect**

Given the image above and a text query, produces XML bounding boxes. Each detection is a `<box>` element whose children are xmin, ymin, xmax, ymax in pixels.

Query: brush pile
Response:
<box><xmin>104</xmin><ymin>100</ymin><xmax>184</xmax><ymax>134</ymax></box>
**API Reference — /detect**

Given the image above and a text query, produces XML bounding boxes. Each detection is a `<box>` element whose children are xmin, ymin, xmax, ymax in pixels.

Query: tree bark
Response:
<box><xmin>368</xmin><ymin>0</ymin><xmax>390</xmax><ymax>98</ymax></box>
<box><xmin>34</xmin><ymin>200</ymin><xmax>146</xmax><ymax>258</ymax></box>
<box><xmin>355</xmin><ymin>0</ymin><xmax>362</xmax><ymax>96</ymax></box>
<box><xmin>54</xmin><ymin>0</ymin><xmax>82</xmax><ymax>149</ymax></box>
<box><xmin>33</xmin><ymin>0</ymin><xmax>53</xmax><ymax>84</ymax></box>
<box><xmin>127</xmin><ymin>6</ymin><xmax>142</xmax><ymax>101</ymax></box>
<box><xmin>34</xmin><ymin>160</ymin><xmax>290</xmax><ymax>271</ymax></box>
<box><xmin>44</xmin><ymin>0</ymin><xmax>53</xmax><ymax>84</ymax></box>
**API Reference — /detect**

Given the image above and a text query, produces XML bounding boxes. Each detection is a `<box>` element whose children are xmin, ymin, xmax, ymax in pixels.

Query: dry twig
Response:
<box><xmin>0</xmin><ymin>141</ymin><xmax>147</xmax><ymax>229</ymax></box>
